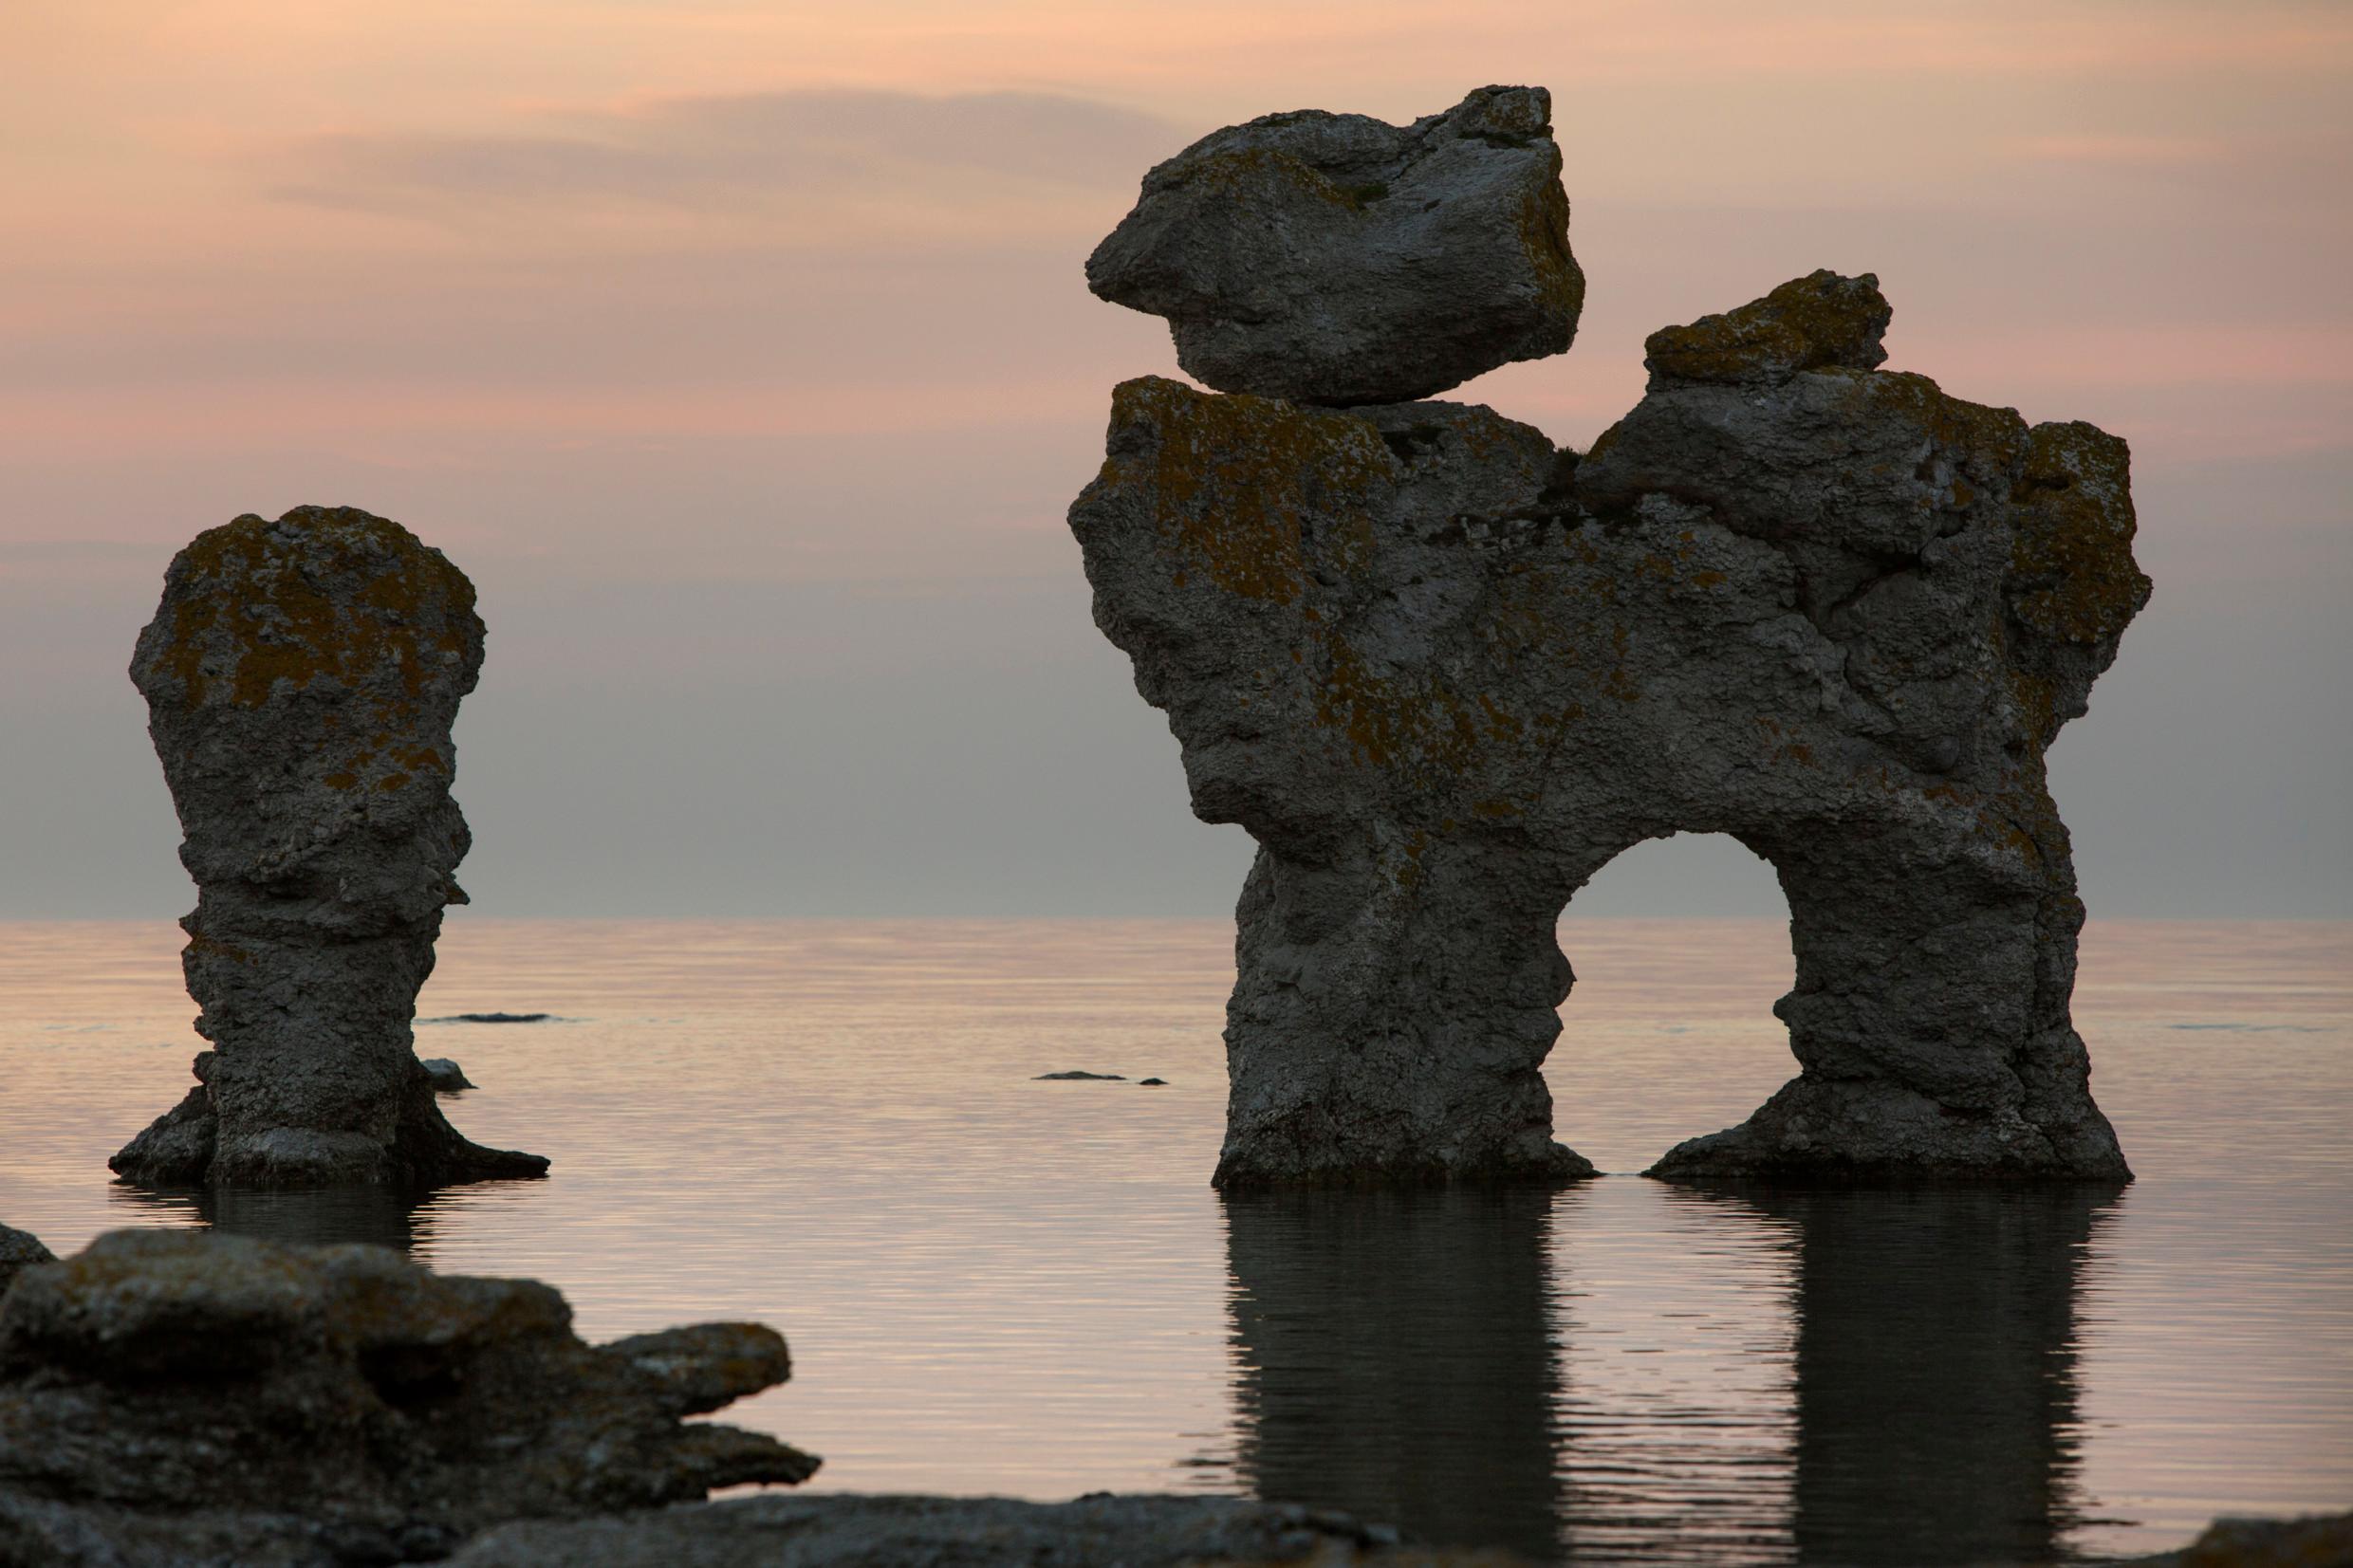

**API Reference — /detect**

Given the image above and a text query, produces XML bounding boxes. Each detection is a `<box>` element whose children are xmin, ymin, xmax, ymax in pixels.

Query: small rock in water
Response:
<box><xmin>432</xmin><ymin>1012</ymin><xmax>552</xmax><ymax>1025</ymax></box>
<box><xmin>1033</xmin><ymin>1070</ymin><xmax>1126</xmax><ymax>1080</ymax></box>
<box><xmin>1139</xmin><ymin>1079</ymin><xmax>1169</xmax><ymax>1087</ymax></box>
<box><xmin>419</xmin><ymin>1058</ymin><xmax>476</xmax><ymax>1093</ymax></box>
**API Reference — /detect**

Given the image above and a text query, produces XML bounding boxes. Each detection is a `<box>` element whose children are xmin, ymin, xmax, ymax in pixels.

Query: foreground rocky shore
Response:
<box><xmin>0</xmin><ymin>1224</ymin><xmax>2341</xmax><ymax>1568</ymax></box>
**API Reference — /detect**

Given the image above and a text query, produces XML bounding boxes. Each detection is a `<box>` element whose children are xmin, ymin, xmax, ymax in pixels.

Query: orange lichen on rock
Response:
<box><xmin>1109</xmin><ymin>377</ymin><xmax>1393</xmax><ymax>605</ymax></box>
<box><xmin>1644</xmin><ymin>269</ymin><xmax>1893</xmax><ymax>385</ymax></box>
<box><xmin>2009</xmin><ymin>421</ymin><xmax>2153</xmax><ymax>647</ymax></box>
<box><xmin>154</xmin><ymin>507</ymin><xmax>475</xmax><ymax>710</ymax></box>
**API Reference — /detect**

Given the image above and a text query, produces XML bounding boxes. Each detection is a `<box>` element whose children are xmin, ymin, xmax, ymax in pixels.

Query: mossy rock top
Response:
<box><xmin>138</xmin><ymin>505</ymin><xmax>482</xmax><ymax>712</ymax></box>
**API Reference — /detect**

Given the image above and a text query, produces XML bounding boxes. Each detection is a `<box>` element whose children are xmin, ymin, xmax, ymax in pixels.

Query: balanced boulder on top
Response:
<box><xmin>1086</xmin><ymin>85</ymin><xmax>1584</xmax><ymax>406</ymax></box>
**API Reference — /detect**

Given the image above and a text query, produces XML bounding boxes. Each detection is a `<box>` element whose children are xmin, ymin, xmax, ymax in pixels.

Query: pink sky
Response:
<box><xmin>1</xmin><ymin>1</ymin><xmax>2346</xmax><ymax>917</ymax></box>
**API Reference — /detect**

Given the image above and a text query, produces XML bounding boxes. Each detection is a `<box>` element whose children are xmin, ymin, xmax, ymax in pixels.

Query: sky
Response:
<box><xmin>1</xmin><ymin>0</ymin><xmax>2346</xmax><ymax>920</ymax></box>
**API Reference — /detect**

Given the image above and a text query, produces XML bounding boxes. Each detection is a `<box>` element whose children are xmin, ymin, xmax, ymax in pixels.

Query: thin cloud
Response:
<box><xmin>2004</xmin><ymin>134</ymin><xmax>2233</xmax><ymax>167</ymax></box>
<box><xmin>269</xmin><ymin>88</ymin><xmax>1186</xmax><ymax>223</ymax></box>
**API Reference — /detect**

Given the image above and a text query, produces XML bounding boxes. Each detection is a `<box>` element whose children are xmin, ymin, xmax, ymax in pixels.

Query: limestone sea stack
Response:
<box><xmin>0</xmin><ymin>1230</ymin><xmax>815</xmax><ymax>1565</ymax></box>
<box><xmin>1087</xmin><ymin>85</ymin><xmax>1584</xmax><ymax>405</ymax></box>
<box><xmin>1072</xmin><ymin>101</ymin><xmax>2148</xmax><ymax>1184</ymax></box>
<box><xmin>111</xmin><ymin>506</ymin><xmax>547</xmax><ymax>1188</ymax></box>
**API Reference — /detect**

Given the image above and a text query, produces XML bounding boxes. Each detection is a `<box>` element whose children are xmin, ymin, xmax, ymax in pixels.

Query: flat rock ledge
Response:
<box><xmin>0</xmin><ymin>1230</ymin><xmax>814</xmax><ymax>1568</ymax></box>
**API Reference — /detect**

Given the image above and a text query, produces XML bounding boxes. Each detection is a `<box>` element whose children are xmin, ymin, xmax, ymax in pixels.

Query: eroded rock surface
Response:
<box><xmin>1087</xmin><ymin>85</ymin><xmax>1583</xmax><ymax>405</ymax></box>
<box><xmin>0</xmin><ymin>1229</ymin><xmax>815</xmax><ymax>1567</ymax></box>
<box><xmin>111</xmin><ymin>506</ymin><xmax>547</xmax><ymax>1188</ymax></box>
<box><xmin>1071</xmin><ymin>256</ymin><xmax>2146</xmax><ymax>1183</ymax></box>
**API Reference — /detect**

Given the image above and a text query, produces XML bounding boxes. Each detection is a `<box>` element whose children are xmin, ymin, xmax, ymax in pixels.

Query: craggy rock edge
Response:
<box><xmin>0</xmin><ymin>1229</ymin><xmax>812</xmax><ymax>1568</ymax></box>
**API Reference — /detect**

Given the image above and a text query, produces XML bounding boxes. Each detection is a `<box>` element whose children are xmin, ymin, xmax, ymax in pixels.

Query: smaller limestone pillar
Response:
<box><xmin>111</xmin><ymin>506</ymin><xmax>547</xmax><ymax>1189</ymax></box>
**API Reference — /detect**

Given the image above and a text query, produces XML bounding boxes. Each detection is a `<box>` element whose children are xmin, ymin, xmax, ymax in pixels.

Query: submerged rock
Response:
<box><xmin>110</xmin><ymin>507</ymin><xmax>547</xmax><ymax>1189</ymax></box>
<box><xmin>1033</xmin><ymin>1070</ymin><xmax>1126</xmax><ymax>1080</ymax></box>
<box><xmin>1087</xmin><ymin>85</ymin><xmax>1582</xmax><ymax>406</ymax></box>
<box><xmin>445</xmin><ymin>1494</ymin><xmax>1417</xmax><ymax>1568</ymax></box>
<box><xmin>1071</xmin><ymin>259</ymin><xmax>2147</xmax><ymax>1183</ymax></box>
<box><xmin>0</xmin><ymin>1229</ymin><xmax>815</xmax><ymax>1567</ymax></box>
<box><xmin>427</xmin><ymin>1012</ymin><xmax>552</xmax><ymax>1024</ymax></box>
<box><xmin>0</xmin><ymin>1228</ymin><xmax>49</xmax><ymax>1300</ymax></box>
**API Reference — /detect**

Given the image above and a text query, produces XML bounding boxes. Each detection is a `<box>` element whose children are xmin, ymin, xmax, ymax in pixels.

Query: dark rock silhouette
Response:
<box><xmin>0</xmin><ymin>1229</ymin><xmax>814</xmax><ymax>1566</ymax></box>
<box><xmin>110</xmin><ymin>507</ymin><xmax>547</xmax><ymax>1189</ymax></box>
<box><xmin>1073</xmin><ymin>96</ymin><xmax>2146</xmax><ymax>1185</ymax></box>
<box><xmin>1089</xmin><ymin>85</ymin><xmax>1582</xmax><ymax>405</ymax></box>
<box><xmin>0</xmin><ymin>1228</ymin><xmax>49</xmax><ymax>1299</ymax></box>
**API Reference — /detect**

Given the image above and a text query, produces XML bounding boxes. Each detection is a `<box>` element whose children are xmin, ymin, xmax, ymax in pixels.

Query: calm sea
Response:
<box><xmin>1</xmin><ymin>917</ymin><xmax>2346</xmax><ymax>1564</ymax></box>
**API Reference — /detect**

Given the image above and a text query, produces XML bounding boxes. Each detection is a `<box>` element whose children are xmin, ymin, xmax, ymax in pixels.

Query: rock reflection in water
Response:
<box><xmin>1220</xmin><ymin>1188</ymin><xmax>1565</xmax><ymax>1561</ymax></box>
<box><xmin>1223</xmin><ymin>1182</ymin><xmax>2118</xmax><ymax>1566</ymax></box>
<box><xmin>106</xmin><ymin>1182</ymin><xmax>444</xmax><ymax>1256</ymax></box>
<box><xmin>1675</xmin><ymin>1182</ymin><xmax>2120</xmax><ymax>1568</ymax></box>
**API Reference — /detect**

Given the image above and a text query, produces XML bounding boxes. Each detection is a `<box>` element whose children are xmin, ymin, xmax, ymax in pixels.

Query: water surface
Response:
<box><xmin>1</xmin><ymin>917</ymin><xmax>2346</xmax><ymax>1562</ymax></box>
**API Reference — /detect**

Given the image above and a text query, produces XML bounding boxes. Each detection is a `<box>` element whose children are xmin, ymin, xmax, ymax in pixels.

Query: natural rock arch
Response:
<box><xmin>1071</xmin><ymin>89</ymin><xmax>2147</xmax><ymax>1187</ymax></box>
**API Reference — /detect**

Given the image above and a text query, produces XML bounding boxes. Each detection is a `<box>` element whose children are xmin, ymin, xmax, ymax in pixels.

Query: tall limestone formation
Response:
<box><xmin>1072</xmin><ymin>89</ymin><xmax>2147</xmax><ymax>1186</ymax></box>
<box><xmin>112</xmin><ymin>507</ymin><xmax>547</xmax><ymax>1189</ymax></box>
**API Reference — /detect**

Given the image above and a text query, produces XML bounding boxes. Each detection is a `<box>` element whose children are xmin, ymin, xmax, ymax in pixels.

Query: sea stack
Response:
<box><xmin>111</xmin><ymin>507</ymin><xmax>547</xmax><ymax>1188</ymax></box>
<box><xmin>1072</xmin><ymin>93</ymin><xmax>2147</xmax><ymax>1185</ymax></box>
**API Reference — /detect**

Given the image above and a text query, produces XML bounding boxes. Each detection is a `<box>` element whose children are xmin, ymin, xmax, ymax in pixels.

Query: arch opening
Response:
<box><xmin>1544</xmin><ymin>832</ymin><xmax>1797</xmax><ymax>1173</ymax></box>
